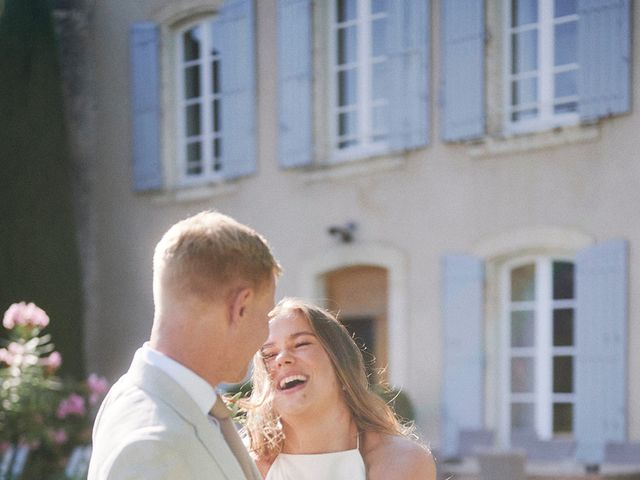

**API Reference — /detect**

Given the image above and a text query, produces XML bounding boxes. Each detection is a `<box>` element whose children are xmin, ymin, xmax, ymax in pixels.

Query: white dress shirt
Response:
<box><xmin>137</xmin><ymin>343</ymin><xmax>218</xmax><ymax>419</ymax></box>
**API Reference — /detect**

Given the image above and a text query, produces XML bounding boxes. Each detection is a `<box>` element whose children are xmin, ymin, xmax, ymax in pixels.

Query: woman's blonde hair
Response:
<box><xmin>242</xmin><ymin>297</ymin><xmax>413</xmax><ymax>461</ymax></box>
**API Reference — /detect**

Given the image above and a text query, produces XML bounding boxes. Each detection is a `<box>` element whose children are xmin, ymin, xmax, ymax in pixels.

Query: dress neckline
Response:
<box><xmin>279</xmin><ymin>431</ymin><xmax>360</xmax><ymax>456</ymax></box>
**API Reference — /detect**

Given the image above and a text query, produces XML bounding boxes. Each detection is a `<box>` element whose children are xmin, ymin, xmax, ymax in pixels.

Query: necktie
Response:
<box><xmin>210</xmin><ymin>394</ymin><xmax>260</xmax><ymax>480</ymax></box>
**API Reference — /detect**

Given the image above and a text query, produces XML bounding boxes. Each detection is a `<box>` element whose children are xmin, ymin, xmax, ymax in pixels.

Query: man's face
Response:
<box><xmin>227</xmin><ymin>275</ymin><xmax>276</xmax><ymax>382</ymax></box>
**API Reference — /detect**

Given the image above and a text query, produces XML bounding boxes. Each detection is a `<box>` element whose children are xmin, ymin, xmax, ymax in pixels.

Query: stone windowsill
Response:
<box><xmin>466</xmin><ymin>124</ymin><xmax>600</xmax><ymax>159</ymax></box>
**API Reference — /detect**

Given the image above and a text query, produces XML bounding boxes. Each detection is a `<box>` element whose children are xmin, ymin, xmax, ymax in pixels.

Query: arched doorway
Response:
<box><xmin>324</xmin><ymin>266</ymin><xmax>389</xmax><ymax>382</ymax></box>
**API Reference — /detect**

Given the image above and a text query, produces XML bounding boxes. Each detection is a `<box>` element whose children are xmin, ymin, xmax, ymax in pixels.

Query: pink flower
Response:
<box><xmin>0</xmin><ymin>348</ymin><xmax>12</xmax><ymax>365</ymax></box>
<box><xmin>50</xmin><ymin>429</ymin><xmax>68</xmax><ymax>445</ymax></box>
<box><xmin>2</xmin><ymin>302</ymin><xmax>49</xmax><ymax>330</ymax></box>
<box><xmin>56</xmin><ymin>393</ymin><xmax>86</xmax><ymax>419</ymax></box>
<box><xmin>87</xmin><ymin>373</ymin><xmax>109</xmax><ymax>405</ymax></box>
<box><xmin>43</xmin><ymin>351</ymin><xmax>62</xmax><ymax>370</ymax></box>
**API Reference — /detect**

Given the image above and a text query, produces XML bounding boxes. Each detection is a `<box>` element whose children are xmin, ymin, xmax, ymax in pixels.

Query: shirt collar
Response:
<box><xmin>137</xmin><ymin>343</ymin><xmax>217</xmax><ymax>416</ymax></box>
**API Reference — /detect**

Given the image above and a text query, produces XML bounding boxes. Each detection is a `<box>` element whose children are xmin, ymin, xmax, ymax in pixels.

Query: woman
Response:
<box><xmin>242</xmin><ymin>298</ymin><xmax>436</xmax><ymax>479</ymax></box>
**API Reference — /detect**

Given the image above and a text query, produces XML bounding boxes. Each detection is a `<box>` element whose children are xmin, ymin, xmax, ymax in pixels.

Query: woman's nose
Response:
<box><xmin>275</xmin><ymin>349</ymin><xmax>294</xmax><ymax>366</ymax></box>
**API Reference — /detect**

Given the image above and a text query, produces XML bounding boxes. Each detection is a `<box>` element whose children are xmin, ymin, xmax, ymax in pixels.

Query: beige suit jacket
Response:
<box><xmin>88</xmin><ymin>355</ymin><xmax>259</xmax><ymax>479</ymax></box>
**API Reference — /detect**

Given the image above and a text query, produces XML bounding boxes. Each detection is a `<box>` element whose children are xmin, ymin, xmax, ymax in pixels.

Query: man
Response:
<box><xmin>88</xmin><ymin>211</ymin><xmax>281</xmax><ymax>479</ymax></box>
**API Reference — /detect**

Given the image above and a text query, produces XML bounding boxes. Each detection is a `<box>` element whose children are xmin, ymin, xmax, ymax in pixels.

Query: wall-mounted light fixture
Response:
<box><xmin>327</xmin><ymin>222</ymin><xmax>357</xmax><ymax>243</ymax></box>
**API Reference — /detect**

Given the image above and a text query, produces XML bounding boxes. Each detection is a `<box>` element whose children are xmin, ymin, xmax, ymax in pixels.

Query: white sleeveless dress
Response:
<box><xmin>265</xmin><ymin>447</ymin><xmax>366</xmax><ymax>480</ymax></box>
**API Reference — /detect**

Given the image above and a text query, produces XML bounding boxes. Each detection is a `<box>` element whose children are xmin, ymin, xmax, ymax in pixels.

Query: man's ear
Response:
<box><xmin>229</xmin><ymin>287</ymin><xmax>253</xmax><ymax>326</ymax></box>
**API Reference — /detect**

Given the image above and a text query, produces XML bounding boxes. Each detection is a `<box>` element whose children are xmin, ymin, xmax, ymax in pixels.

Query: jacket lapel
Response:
<box><xmin>125</xmin><ymin>357</ymin><xmax>248</xmax><ymax>479</ymax></box>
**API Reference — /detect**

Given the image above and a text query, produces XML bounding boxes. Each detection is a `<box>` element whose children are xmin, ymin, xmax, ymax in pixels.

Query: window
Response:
<box><xmin>441</xmin><ymin>0</ymin><xmax>629</xmax><ymax>145</ymax></box>
<box><xmin>129</xmin><ymin>0</ymin><xmax>256</xmax><ymax>193</ymax></box>
<box><xmin>442</xmin><ymin>239</ymin><xmax>628</xmax><ymax>462</ymax></box>
<box><xmin>277</xmin><ymin>0</ymin><xmax>428</xmax><ymax>169</ymax></box>
<box><xmin>503</xmin><ymin>257</ymin><xmax>576</xmax><ymax>440</ymax></box>
<box><xmin>505</xmin><ymin>0</ymin><xmax>579</xmax><ymax>133</ymax></box>
<box><xmin>331</xmin><ymin>0</ymin><xmax>389</xmax><ymax>160</ymax></box>
<box><xmin>177</xmin><ymin>18</ymin><xmax>223</xmax><ymax>185</ymax></box>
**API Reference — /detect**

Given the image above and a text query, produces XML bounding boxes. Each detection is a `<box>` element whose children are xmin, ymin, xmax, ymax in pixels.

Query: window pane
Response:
<box><xmin>511</xmin><ymin>357</ymin><xmax>535</xmax><ymax>393</ymax></box>
<box><xmin>337</xmin><ymin>0</ymin><xmax>357</xmax><ymax>22</ymax></box>
<box><xmin>555</xmin><ymin>0</ymin><xmax>577</xmax><ymax>17</ymax></box>
<box><xmin>555</xmin><ymin>70</ymin><xmax>577</xmax><ymax>98</ymax></box>
<box><xmin>511</xmin><ymin>108</ymin><xmax>538</xmax><ymax>121</ymax></box>
<box><xmin>211</xmin><ymin>59</ymin><xmax>220</xmax><ymax>94</ymax></box>
<box><xmin>511</xmin><ymin>402</ymin><xmax>535</xmax><ymax>432</ymax></box>
<box><xmin>511</xmin><ymin>264</ymin><xmax>535</xmax><ymax>301</ymax></box>
<box><xmin>212</xmin><ymin>139</ymin><xmax>222</xmax><ymax>171</ymax></box>
<box><xmin>371</xmin><ymin>0</ymin><xmax>386</xmax><ymax>14</ymax></box>
<box><xmin>372</xmin><ymin>62</ymin><xmax>387</xmax><ymax>101</ymax></box>
<box><xmin>512</xmin><ymin>30</ymin><xmax>538</xmax><ymax>74</ymax></box>
<box><xmin>553</xmin><ymin>261</ymin><xmax>574</xmax><ymax>299</ymax></box>
<box><xmin>512</xmin><ymin>0</ymin><xmax>538</xmax><ymax>27</ymax></box>
<box><xmin>372</xmin><ymin>19</ymin><xmax>386</xmax><ymax>57</ymax></box>
<box><xmin>338</xmin><ymin>139</ymin><xmax>358</xmax><ymax>149</ymax></box>
<box><xmin>511</xmin><ymin>310</ymin><xmax>535</xmax><ymax>347</ymax></box>
<box><xmin>553</xmin><ymin>308</ymin><xmax>574</xmax><ymax>346</ymax></box>
<box><xmin>338</xmin><ymin>69</ymin><xmax>357</xmax><ymax>107</ymax></box>
<box><xmin>213</xmin><ymin>138</ymin><xmax>221</xmax><ymax>161</ymax></box>
<box><xmin>337</xmin><ymin>26</ymin><xmax>357</xmax><ymax>65</ymax></box>
<box><xmin>512</xmin><ymin>77</ymin><xmax>538</xmax><ymax>107</ymax></box>
<box><xmin>554</xmin><ymin>101</ymin><xmax>577</xmax><ymax>114</ymax></box>
<box><xmin>186</xmin><ymin>142</ymin><xmax>202</xmax><ymax>175</ymax></box>
<box><xmin>553</xmin><ymin>403</ymin><xmax>573</xmax><ymax>434</ymax></box>
<box><xmin>553</xmin><ymin>356</ymin><xmax>573</xmax><ymax>393</ymax></box>
<box><xmin>186</xmin><ymin>104</ymin><xmax>201</xmax><ymax>136</ymax></box>
<box><xmin>554</xmin><ymin>22</ymin><xmax>577</xmax><ymax>66</ymax></box>
<box><xmin>338</xmin><ymin>111</ymin><xmax>357</xmax><ymax>137</ymax></box>
<box><xmin>184</xmin><ymin>66</ymin><xmax>200</xmax><ymax>99</ymax></box>
<box><xmin>211</xmin><ymin>99</ymin><xmax>221</xmax><ymax>133</ymax></box>
<box><xmin>183</xmin><ymin>26</ymin><xmax>201</xmax><ymax>61</ymax></box>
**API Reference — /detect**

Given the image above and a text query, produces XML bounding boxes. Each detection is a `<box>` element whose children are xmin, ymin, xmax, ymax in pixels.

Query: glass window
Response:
<box><xmin>177</xmin><ymin>18</ymin><xmax>223</xmax><ymax>182</ymax></box>
<box><xmin>553</xmin><ymin>308</ymin><xmax>574</xmax><ymax>346</ymax></box>
<box><xmin>511</xmin><ymin>310</ymin><xmax>535</xmax><ymax>347</ymax></box>
<box><xmin>332</xmin><ymin>0</ymin><xmax>388</xmax><ymax>157</ymax></box>
<box><xmin>506</xmin><ymin>256</ymin><xmax>576</xmax><ymax>440</ymax></box>
<box><xmin>553</xmin><ymin>356</ymin><xmax>573</xmax><ymax>393</ymax></box>
<box><xmin>511</xmin><ymin>264</ymin><xmax>536</xmax><ymax>301</ymax></box>
<box><xmin>553</xmin><ymin>403</ymin><xmax>573</xmax><ymax>434</ymax></box>
<box><xmin>506</xmin><ymin>0</ymin><xmax>579</xmax><ymax>132</ymax></box>
<box><xmin>511</xmin><ymin>357</ymin><xmax>535</xmax><ymax>393</ymax></box>
<box><xmin>512</xmin><ymin>403</ymin><xmax>536</xmax><ymax>432</ymax></box>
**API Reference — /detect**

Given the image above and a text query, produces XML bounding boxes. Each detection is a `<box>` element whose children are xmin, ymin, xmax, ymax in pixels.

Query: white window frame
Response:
<box><xmin>499</xmin><ymin>255</ymin><xmax>577</xmax><ymax>442</ymax></box>
<box><xmin>175</xmin><ymin>16</ymin><xmax>224</xmax><ymax>187</ymax></box>
<box><xmin>503</xmin><ymin>0</ymin><xmax>579</xmax><ymax>135</ymax></box>
<box><xmin>329</xmin><ymin>0</ymin><xmax>389</xmax><ymax>163</ymax></box>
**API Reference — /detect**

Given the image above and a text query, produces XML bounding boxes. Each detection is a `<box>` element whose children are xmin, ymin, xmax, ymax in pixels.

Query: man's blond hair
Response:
<box><xmin>153</xmin><ymin>211</ymin><xmax>281</xmax><ymax>301</ymax></box>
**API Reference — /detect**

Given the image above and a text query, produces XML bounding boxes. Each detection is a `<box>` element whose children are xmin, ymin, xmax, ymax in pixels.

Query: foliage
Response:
<box><xmin>373</xmin><ymin>385</ymin><xmax>416</xmax><ymax>423</ymax></box>
<box><xmin>0</xmin><ymin>0</ymin><xmax>85</xmax><ymax>380</ymax></box>
<box><xmin>0</xmin><ymin>302</ymin><xmax>108</xmax><ymax>478</ymax></box>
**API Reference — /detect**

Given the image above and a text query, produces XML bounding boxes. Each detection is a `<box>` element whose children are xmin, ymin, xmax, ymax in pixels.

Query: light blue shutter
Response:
<box><xmin>277</xmin><ymin>0</ymin><xmax>313</xmax><ymax>168</ymax></box>
<box><xmin>441</xmin><ymin>254</ymin><xmax>485</xmax><ymax>458</ymax></box>
<box><xmin>575</xmin><ymin>239</ymin><xmax>628</xmax><ymax>464</ymax></box>
<box><xmin>387</xmin><ymin>0</ymin><xmax>429</xmax><ymax>151</ymax></box>
<box><xmin>130</xmin><ymin>22</ymin><xmax>163</xmax><ymax>191</ymax></box>
<box><xmin>217</xmin><ymin>0</ymin><xmax>256</xmax><ymax>179</ymax></box>
<box><xmin>440</xmin><ymin>0</ymin><xmax>484</xmax><ymax>141</ymax></box>
<box><xmin>578</xmin><ymin>0</ymin><xmax>630</xmax><ymax>121</ymax></box>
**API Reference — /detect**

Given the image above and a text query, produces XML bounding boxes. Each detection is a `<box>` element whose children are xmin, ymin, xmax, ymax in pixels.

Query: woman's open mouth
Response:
<box><xmin>278</xmin><ymin>374</ymin><xmax>308</xmax><ymax>392</ymax></box>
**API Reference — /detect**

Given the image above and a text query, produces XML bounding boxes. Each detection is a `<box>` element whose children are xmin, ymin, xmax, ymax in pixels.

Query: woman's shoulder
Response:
<box><xmin>362</xmin><ymin>432</ymin><xmax>436</xmax><ymax>480</ymax></box>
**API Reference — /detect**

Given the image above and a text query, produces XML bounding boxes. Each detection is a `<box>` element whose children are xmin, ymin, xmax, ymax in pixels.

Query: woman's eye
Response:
<box><xmin>262</xmin><ymin>351</ymin><xmax>276</xmax><ymax>360</ymax></box>
<box><xmin>295</xmin><ymin>342</ymin><xmax>310</xmax><ymax>348</ymax></box>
